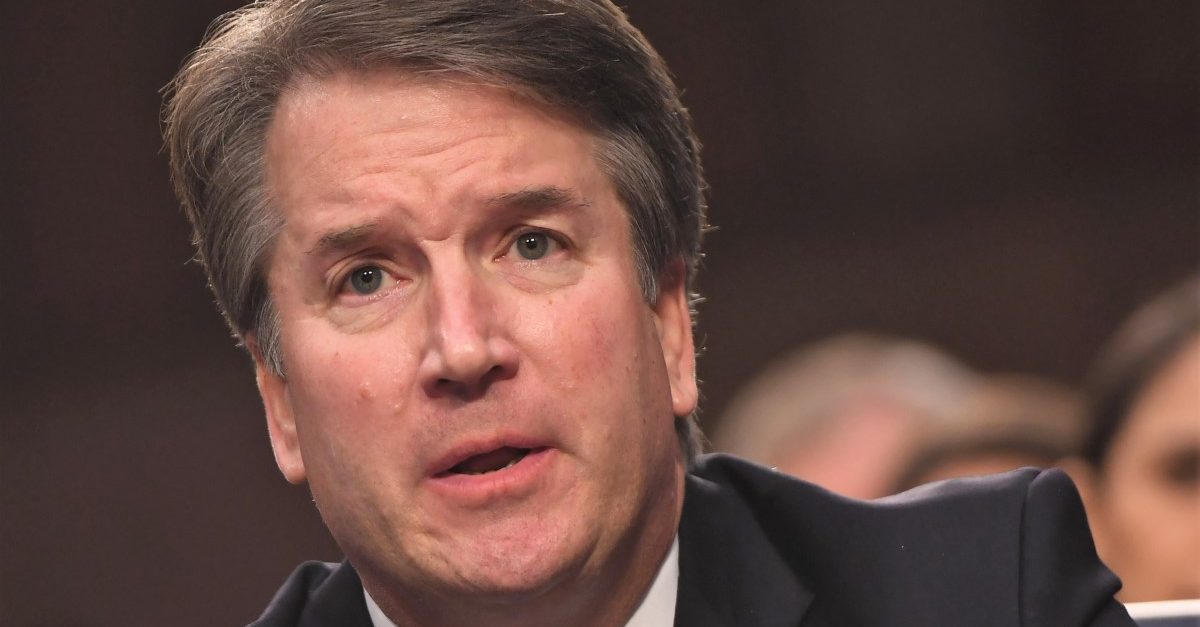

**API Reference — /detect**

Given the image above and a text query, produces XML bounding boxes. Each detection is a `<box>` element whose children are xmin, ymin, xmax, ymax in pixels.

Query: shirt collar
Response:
<box><xmin>363</xmin><ymin>535</ymin><xmax>680</xmax><ymax>627</ymax></box>
<box><xmin>625</xmin><ymin>535</ymin><xmax>680</xmax><ymax>627</ymax></box>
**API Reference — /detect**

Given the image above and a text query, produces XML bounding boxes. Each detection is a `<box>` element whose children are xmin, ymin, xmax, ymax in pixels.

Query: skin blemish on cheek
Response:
<box><xmin>358</xmin><ymin>381</ymin><xmax>374</xmax><ymax>402</ymax></box>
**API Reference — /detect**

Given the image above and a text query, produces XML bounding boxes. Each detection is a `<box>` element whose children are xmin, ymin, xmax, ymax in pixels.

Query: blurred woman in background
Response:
<box><xmin>1070</xmin><ymin>276</ymin><xmax>1199</xmax><ymax>602</ymax></box>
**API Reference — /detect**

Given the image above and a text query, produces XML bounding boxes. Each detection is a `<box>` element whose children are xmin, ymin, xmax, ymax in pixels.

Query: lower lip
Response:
<box><xmin>426</xmin><ymin>447</ymin><xmax>556</xmax><ymax>506</ymax></box>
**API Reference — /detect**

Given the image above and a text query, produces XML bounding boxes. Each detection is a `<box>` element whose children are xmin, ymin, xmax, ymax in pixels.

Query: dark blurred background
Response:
<box><xmin>1</xmin><ymin>1</ymin><xmax>1195</xmax><ymax>624</ymax></box>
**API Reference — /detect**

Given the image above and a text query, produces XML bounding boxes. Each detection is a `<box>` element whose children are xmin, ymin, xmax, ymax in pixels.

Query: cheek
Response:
<box><xmin>522</xmin><ymin>286</ymin><xmax>666</xmax><ymax>406</ymax></box>
<box><xmin>523</xmin><ymin>290</ymin><xmax>636</xmax><ymax>377</ymax></box>
<box><xmin>288</xmin><ymin>341</ymin><xmax>362</xmax><ymax>408</ymax></box>
<box><xmin>283</xmin><ymin>326</ymin><xmax>418</xmax><ymax>446</ymax></box>
<box><xmin>1102</xmin><ymin>468</ymin><xmax>1189</xmax><ymax>556</ymax></box>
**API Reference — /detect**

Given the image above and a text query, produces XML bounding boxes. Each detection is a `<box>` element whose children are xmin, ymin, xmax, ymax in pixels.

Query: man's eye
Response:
<box><xmin>512</xmin><ymin>232</ymin><xmax>553</xmax><ymax>261</ymax></box>
<box><xmin>346</xmin><ymin>265</ymin><xmax>386</xmax><ymax>295</ymax></box>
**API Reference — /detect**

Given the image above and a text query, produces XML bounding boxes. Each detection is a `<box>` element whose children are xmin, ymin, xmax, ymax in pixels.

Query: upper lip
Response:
<box><xmin>426</xmin><ymin>433</ymin><xmax>551</xmax><ymax>477</ymax></box>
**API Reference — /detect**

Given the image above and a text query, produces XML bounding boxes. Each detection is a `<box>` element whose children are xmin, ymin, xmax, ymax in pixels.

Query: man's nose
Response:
<box><xmin>417</xmin><ymin>262</ymin><xmax>518</xmax><ymax>400</ymax></box>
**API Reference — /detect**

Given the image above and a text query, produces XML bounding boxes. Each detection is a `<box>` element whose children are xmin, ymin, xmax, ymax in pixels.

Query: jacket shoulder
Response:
<box><xmin>688</xmin><ymin>454</ymin><xmax>1131</xmax><ymax>626</ymax></box>
<box><xmin>691</xmin><ymin>451</ymin><xmax>1046</xmax><ymax>534</ymax></box>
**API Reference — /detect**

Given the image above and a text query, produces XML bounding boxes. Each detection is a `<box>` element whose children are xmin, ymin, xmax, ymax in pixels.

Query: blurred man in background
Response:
<box><xmin>715</xmin><ymin>334</ymin><xmax>978</xmax><ymax>498</ymax></box>
<box><xmin>892</xmin><ymin>373</ymin><xmax>1083</xmax><ymax>491</ymax></box>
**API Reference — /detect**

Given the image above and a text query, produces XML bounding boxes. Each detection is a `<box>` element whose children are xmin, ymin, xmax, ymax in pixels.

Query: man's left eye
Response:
<box><xmin>512</xmin><ymin>231</ymin><xmax>555</xmax><ymax>260</ymax></box>
<box><xmin>343</xmin><ymin>265</ymin><xmax>390</xmax><ymax>296</ymax></box>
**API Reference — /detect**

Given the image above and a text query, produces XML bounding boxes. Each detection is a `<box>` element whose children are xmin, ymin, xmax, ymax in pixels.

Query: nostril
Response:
<box><xmin>431</xmin><ymin>363</ymin><xmax>515</xmax><ymax>399</ymax></box>
<box><xmin>484</xmin><ymin>363</ymin><xmax>504</xmax><ymax>379</ymax></box>
<box><xmin>434</xmin><ymin>375</ymin><xmax>472</xmax><ymax>389</ymax></box>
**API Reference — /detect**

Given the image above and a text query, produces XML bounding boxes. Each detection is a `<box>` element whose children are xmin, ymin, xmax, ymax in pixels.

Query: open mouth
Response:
<box><xmin>441</xmin><ymin>446</ymin><xmax>542</xmax><ymax>476</ymax></box>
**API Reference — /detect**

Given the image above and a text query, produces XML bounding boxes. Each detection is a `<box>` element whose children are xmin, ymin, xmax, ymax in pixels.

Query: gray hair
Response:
<box><xmin>162</xmin><ymin>0</ymin><xmax>707</xmax><ymax>461</ymax></box>
<box><xmin>715</xmin><ymin>334</ymin><xmax>979</xmax><ymax>466</ymax></box>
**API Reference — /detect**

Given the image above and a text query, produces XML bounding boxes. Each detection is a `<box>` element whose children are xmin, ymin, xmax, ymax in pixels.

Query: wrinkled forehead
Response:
<box><xmin>263</xmin><ymin>68</ymin><xmax>638</xmax><ymax>243</ymax></box>
<box><xmin>259</xmin><ymin>68</ymin><xmax>635</xmax><ymax>255</ymax></box>
<box><xmin>266</xmin><ymin>68</ymin><xmax>608</xmax><ymax>186</ymax></box>
<box><xmin>274</xmin><ymin>60</ymin><xmax>598</xmax><ymax>135</ymax></box>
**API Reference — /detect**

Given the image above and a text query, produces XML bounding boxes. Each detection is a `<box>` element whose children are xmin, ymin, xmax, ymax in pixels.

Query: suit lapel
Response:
<box><xmin>675</xmin><ymin>473</ymin><xmax>815</xmax><ymax>627</ymax></box>
<box><xmin>299</xmin><ymin>561</ymin><xmax>374</xmax><ymax>627</ymax></box>
<box><xmin>673</xmin><ymin>572</ymin><xmax>726</xmax><ymax>627</ymax></box>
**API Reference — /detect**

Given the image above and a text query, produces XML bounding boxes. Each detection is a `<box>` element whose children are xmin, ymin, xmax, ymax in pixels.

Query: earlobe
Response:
<box><xmin>249</xmin><ymin>335</ymin><xmax>307</xmax><ymax>484</ymax></box>
<box><xmin>653</xmin><ymin>260</ymin><xmax>699</xmax><ymax>418</ymax></box>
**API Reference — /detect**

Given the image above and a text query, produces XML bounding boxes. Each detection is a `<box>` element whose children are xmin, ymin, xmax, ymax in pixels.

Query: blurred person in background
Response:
<box><xmin>1066</xmin><ymin>276</ymin><xmax>1200</xmax><ymax>602</ymax></box>
<box><xmin>893</xmin><ymin>374</ymin><xmax>1083</xmax><ymax>492</ymax></box>
<box><xmin>714</xmin><ymin>334</ymin><xmax>979</xmax><ymax>499</ymax></box>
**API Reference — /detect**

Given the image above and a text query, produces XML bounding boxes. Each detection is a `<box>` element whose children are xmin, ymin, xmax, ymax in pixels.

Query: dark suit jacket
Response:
<box><xmin>248</xmin><ymin>454</ymin><xmax>1134</xmax><ymax>626</ymax></box>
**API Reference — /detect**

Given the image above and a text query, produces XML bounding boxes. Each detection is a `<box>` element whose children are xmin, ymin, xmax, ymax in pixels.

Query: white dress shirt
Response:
<box><xmin>364</xmin><ymin>536</ymin><xmax>680</xmax><ymax>626</ymax></box>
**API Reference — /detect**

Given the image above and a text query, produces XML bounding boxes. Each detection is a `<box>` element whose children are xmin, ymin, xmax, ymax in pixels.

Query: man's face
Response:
<box><xmin>255</xmin><ymin>70</ymin><xmax>697</xmax><ymax>615</ymax></box>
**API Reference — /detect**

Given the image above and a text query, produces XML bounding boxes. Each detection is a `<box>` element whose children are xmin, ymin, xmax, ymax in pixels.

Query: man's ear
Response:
<box><xmin>652</xmin><ymin>259</ymin><xmax>699</xmax><ymax>418</ymax></box>
<box><xmin>248</xmin><ymin>334</ymin><xmax>307</xmax><ymax>484</ymax></box>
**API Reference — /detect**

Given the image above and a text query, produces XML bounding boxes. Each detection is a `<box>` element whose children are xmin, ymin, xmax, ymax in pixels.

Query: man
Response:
<box><xmin>714</xmin><ymin>334</ymin><xmax>979</xmax><ymax>499</ymax></box>
<box><xmin>163</xmin><ymin>1</ymin><xmax>1134</xmax><ymax>625</ymax></box>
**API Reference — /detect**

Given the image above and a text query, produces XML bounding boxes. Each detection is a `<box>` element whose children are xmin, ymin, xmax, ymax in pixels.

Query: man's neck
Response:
<box><xmin>621</xmin><ymin>535</ymin><xmax>679</xmax><ymax>627</ymax></box>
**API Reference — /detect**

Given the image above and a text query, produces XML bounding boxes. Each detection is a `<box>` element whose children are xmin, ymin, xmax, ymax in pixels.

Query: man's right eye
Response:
<box><xmin>345</xmin><ymin>265</ymin><xmax>387</xmax><ymax>295</ymax></box>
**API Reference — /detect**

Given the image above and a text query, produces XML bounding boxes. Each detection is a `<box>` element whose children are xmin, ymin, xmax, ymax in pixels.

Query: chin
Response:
<box><xmin>422</xmin><ymin>548</ymin><xmax>585</xmax><ymax>609</ymax></box>
<box><xmin>357</xmin><ymin>505</ymin><xmax>589</xmax><ymax>604</ymax></box>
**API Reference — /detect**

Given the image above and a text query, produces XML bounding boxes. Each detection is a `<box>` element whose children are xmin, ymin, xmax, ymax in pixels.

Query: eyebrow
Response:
<box><xmin>306</xmin><ymin>222</ymin><xmax>380</xmax><ymax>257</ymax></box>
<box><xmin>303</xmin><ymin>187</ymin><xmax>586</xmax><ymax>257</ymax></box>
<box><xmin>485</xmin><ymin>186</ymin><xmax>589</xmax><ymax>213</ymax></box>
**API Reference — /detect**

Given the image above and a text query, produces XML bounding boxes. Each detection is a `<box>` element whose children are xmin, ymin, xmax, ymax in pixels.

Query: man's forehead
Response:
<box><xmin>265</xmin><ymin>69</ymin><xmax>600</xmax><ymax>184</ymax></box>
<box><xmin>268</xmin><ymin>70</ymin><xmax>459</xmax><ymax>161</ymax></box>
<box><xmin>272</xmin><ymin>67</ymin><xmax>571</xmax><ymax>136</ymax></box>
<box><xmin>301</xmin><ymin>185</ymin><xmax>592</xmax><ymax>258</ymax></box>
<box><xmin>261</xmin><ymin>69</ymin><xmax>626</xmax><ymax>253</ymax></box>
